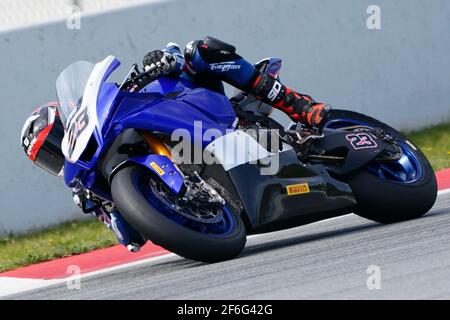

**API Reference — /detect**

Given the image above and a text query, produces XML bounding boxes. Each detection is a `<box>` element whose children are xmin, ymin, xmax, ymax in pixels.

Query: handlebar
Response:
<box><xmin>144</xmin><ymin>61</ymin><xmax>164</xmax><ymax>74</ymax></box>
<box><xmin>119</xmin><ymin>60</ymin><xmax>167</xmax><ymax>92</ymax></box>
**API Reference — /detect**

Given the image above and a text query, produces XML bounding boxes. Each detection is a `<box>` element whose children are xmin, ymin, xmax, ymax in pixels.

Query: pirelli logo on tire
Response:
<box><xmin>286</xmin><ymin>183</ymin><xmax>310</xmax><ymax>196</ymax></box>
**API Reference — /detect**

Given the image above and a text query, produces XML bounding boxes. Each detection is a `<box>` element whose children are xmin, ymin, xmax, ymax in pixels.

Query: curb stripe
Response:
<box><xmin>436</xmin><ymin>168</ymin><xmax>450</xmax><ymax>191</ymax></box>
<box><xmin>1</xmin><ymin>169</ymin><xmax>450</xmax><ymax>280</ymax></box>
<box><xmin>0</xmin><ymin>243</ymin><xmax>167</xmax><ymax>279</ymax></box>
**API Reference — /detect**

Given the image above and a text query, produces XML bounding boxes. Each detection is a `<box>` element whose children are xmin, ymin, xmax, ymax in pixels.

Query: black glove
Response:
<box><xmin>142</xmin><ymin>50</ymin><xmax>176</xmax><ymax>75</ymax></box>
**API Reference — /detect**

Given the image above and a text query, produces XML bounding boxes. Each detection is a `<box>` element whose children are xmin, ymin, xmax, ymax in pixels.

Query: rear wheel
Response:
<box><xmin>111</xmin><ymin>166</ymin><xmax>247</xmax><ymax>262</ymax></box>
<box><xmin>325</xmin><ymin>110</ymin><xmax>438</xmax><ymax>224</ymax></box>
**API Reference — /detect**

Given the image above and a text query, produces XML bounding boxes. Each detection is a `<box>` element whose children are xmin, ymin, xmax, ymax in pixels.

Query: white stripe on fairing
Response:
<box><xmin>204</xmin><ymin>130</ymin><xmax>292</xmax><ymax>171</ymax></box>
<box><xmin>205</xmin><ymin>131</ymin><xmax>272</xmax><ymax>171</ymax></box>
<box><xmin>1</xmin><ymin>188</ymin><xmax>448</xmax><ymax>298</ymax></box>
<box><xmin>61</xmin><ymin>55</ymin><xmax>116</xmax><ymax>163</ymax></box>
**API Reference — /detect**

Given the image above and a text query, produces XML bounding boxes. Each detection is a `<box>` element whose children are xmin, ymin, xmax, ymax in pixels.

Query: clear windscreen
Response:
<box><xmin>55</xmin><ymin>61</ymin><xmax>95</xmax><ymax>128</ymax></box>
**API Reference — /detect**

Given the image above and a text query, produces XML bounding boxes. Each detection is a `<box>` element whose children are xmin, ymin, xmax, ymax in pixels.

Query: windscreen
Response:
<box><xmin>55</xmin><ymin>61</ymin><xmax>95</xmax><ymax>128</ymax></box>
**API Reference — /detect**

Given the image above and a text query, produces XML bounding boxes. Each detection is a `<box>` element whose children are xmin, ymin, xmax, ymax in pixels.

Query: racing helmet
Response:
<box><xmin>20</xmin><ymin>102</ymin><xmax>65</xmax><ymax>176</ymax></box>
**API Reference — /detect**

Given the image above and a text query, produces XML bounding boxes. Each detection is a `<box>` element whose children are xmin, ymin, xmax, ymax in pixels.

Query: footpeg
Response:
<box><xmin>286</xmin><ymin>127</ymin><xmax>324</xmax><ymax>145</ymax></box>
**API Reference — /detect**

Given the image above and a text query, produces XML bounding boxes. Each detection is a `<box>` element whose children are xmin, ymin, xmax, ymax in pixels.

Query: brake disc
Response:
<box><xmin>150</xmin><ymin>178</ymin><xmax>224</xmax><ymax>224</ymax></box>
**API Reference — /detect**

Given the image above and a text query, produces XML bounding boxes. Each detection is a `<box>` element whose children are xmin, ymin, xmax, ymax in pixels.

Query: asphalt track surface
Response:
<box><xmin>6</xmin><ymin>191</ymin><xmax>450</xmax><ymax>300</ymax></box>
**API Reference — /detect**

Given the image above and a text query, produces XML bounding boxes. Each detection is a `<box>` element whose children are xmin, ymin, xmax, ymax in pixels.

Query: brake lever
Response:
<box><xmin>144</xmin><ymin>61</ymin><xmax>164</xmax><ymax>75</ymax></box>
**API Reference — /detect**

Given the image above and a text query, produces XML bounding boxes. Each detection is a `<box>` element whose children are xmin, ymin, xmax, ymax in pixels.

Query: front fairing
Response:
<box><xmin>63</xmin><ymin>159</ymin><xmax>113</xmax><ymax>201</ymax></box>
<box><xmin>58</xmin><ymin>56</ymin><xmax>120</xmax><ymax>164</ymax></box>
<box><xmin>58</xmin><ymin>56</ymin><xmax>121</xmax><ymax>194</ymax></box>
<box><xmin>61</xmin><ymin>60</ymin><xmax>236</xmax><ymax>195</ymax></box>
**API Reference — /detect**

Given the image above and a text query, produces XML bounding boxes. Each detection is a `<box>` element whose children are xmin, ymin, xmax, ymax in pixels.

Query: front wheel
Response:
<box><xmin>111</xmin><ymin>166</ymin><xmax>247</xmax><ymax>262</ymax></box>
<box><xmin>325</xmin><ymin>110</ymin><xmax>438</xmax><ymax>224</ymax></box>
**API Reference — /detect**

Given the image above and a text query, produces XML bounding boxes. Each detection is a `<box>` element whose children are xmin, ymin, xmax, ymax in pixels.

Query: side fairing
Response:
<box><xmin>137</xmin><ymin>77</ymin><xmax>236</xmax><ymax>128</ymax></box>
<box><xmin>225</xmin><ymin>150</ymin><xmax>356</xmax><ymax>231</ymax></box>
<box><xmin>109</xmin><ymin>82</ymin><xmax>237</xmax><ymax>146</ymax></box>
<box><xmin>177</xmin><ymin>87</ymin><xmax>236</xmax><ymax>127</ymax></box>
<box><xmin>138</xmin><ymin>76</ymin><xmax>196</xmax><ymax>96</ymax></box>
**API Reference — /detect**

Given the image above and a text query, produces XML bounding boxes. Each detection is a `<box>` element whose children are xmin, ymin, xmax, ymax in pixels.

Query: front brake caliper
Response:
<box><xmin>181</xmin><ymin>171</ymin><xmax>225</xmax><ymax>207</ymax></box>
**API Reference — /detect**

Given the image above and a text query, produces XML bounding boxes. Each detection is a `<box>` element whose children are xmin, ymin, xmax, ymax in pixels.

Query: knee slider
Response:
<box><xmin>196</xmin><ymin>36</ymin><xmax>242</xmax><ymax>63</ymax></box>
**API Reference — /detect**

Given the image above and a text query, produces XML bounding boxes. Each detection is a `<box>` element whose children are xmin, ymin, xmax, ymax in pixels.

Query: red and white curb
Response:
<box><xmin>1</xmin><ymin>169</ymin><xmax>450</xmax><ymax>297</ymax></box>
<box><xmin>436</xmin><ymin>168</ymin><xmax>450</xmax><ymax>191</ymax></box>
<box><xmin>0</xmin><ymin>243</ymin><xmax>176</xmax><ymax>297</ymax></box>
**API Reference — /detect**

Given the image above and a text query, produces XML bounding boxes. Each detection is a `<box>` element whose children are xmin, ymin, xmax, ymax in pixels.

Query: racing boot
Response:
<box><xmin>72</xmin><ymin>189</ymin><xmax>147</xmax><ymax>252</ymax></box>
<box><xmin>251</xmin><ymin>73</ymin><xmax>330</xmax><ymax>128</ymax></box>
<box><xmin>88</xmin><ymin>207</ymin><xmax>146</xmax><ymax>252</ymax></box>
<box><xmin>109</xmin><ymin>211</ymin><xmax>147</xmax><ymax>252</ymax></box>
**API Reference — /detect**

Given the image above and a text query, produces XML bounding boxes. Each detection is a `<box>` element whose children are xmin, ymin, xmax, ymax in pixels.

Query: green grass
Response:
<box><xmin>0</xmin><ymin>122</ymin><xmax>448</xmax><ymax>273</ymax></box>
<box><xmin>0</xmin><ymin>219</ymin><xmax>116</xmax><ymax>273</ymax></box>
<box><xmin>405</xmin><ymin>122</ymin><xmax>450</xmax><ymax>171</ymax></box>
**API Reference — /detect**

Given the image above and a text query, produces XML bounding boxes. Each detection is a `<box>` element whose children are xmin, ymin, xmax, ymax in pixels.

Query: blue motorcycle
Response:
<box><xmin>54</xmin><ymin>55</ymin><xmax>437</xmax><ymax>262</ymax></box>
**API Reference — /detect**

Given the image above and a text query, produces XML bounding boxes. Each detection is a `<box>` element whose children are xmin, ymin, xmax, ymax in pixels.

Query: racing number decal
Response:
<box><xmin>346</xmin><ymin>133</ymin><xmax>378</xmax><ymax>150</ymax></box>
<box><xmin>67</xmin><ymin>108</ymin><xmax>89</xmax><ymax>157</ymax></box>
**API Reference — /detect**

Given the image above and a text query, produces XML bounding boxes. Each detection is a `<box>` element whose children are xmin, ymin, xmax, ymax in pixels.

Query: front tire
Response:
<box><xmin>326</xmin><ymin>110</ymin><xmax>438</xmax><ymax>224</ymax></box>
<box><xmin>111</xmin><ymin>166</ymin><xmax>247</xmax><ymax>262</ymax></box>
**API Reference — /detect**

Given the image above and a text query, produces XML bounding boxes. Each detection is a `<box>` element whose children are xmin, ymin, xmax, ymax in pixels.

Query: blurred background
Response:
<box><xmin>0</xmin><ymin>0</ymin><xmax>155</xmax><ymax>30</ymax></box>
<box><xmin>0</xmin><ymin>0</ymin><xmax>449</xmax><ymax>236</ymax></box>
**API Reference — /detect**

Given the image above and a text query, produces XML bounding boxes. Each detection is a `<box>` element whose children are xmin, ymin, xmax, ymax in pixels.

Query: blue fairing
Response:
<box><xmin>139</xmin><ymin>76</ymin><xmax>196</xmax><ymax>95</ymax></box>
<box><xmin>107</xmin><ymin>77</ymin><xmax>236</xmax><ymax>145</ymax></box>
<box><xmin>118</xmin><ymin>154</ymin><xmax>184</xmax><ymax>194</ymax></box>
<box><xmin>178</xmin><ymin>87</ymin><xmax>236</xmax><ymax>126</ymax></box>
<box><xmin>63</xmin><ymin>57</ymin><xmax>237</xmax><ymax>198</ymax></box>
<box><xmin>96</xmin><ymin>58</ymin><xmax>121</xmax><ymax>141</ymax></box>
<box><xmin>64</xmin><ymin>160</ymin><xmax>81</xmax><ymax>187</ymax></box>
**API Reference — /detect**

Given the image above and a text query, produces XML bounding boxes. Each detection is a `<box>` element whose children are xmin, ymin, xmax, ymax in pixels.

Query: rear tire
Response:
<box><xmin>327</xmin><ymin>110</ymin><xmax>438</xmax><ymax>224</ymax></box>
<box><xmin>111</xmin><ymin>166</ymin><xmax>247</xmax><ymax>262</ymax></box>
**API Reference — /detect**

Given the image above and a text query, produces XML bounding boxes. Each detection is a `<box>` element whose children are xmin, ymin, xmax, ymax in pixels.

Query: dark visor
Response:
<box><xmin>34</xmin><ymin>120</ymin><xmax>65</xmax><ymax>176</ymax></box>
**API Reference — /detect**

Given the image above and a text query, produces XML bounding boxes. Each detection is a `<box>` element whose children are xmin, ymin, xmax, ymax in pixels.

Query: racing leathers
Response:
<box><xmin>142</xmin><ymin>36</ymin><xmax>329</xmax><ymax>128</ymax></box>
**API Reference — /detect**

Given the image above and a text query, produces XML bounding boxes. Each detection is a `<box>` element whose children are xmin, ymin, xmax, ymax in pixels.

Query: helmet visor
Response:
<box><xmin>33</xmin><ymin>119</ymin><xmax>65</xmax><ymax>176</ymax></box>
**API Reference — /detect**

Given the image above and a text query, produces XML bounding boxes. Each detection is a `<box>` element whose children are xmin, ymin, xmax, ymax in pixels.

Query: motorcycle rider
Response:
<box><xmin>20</xmin><ymin>37</ymin><xmax>330</xmax><ymax>252</ymax></box>
<box><xmin>143</xmin><ymin>37</ymin><xmax>329</xmax><ymax>128</ymax></box>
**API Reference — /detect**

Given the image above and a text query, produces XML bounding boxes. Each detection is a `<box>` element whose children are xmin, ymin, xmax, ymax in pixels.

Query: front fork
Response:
<box><xmin>139</xmin><ymin>131</ymin><xmax>225</xmax><ymax>206</ymax></box>
<box><xmin>75</xmin><ymin>131</ymin><xmax>224</xmax><ymax>250</ymax></box>
<box><xmin>111</xmin><ymin>131</ymin><xmax>224</xmax><ymax>206</ymax></box>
